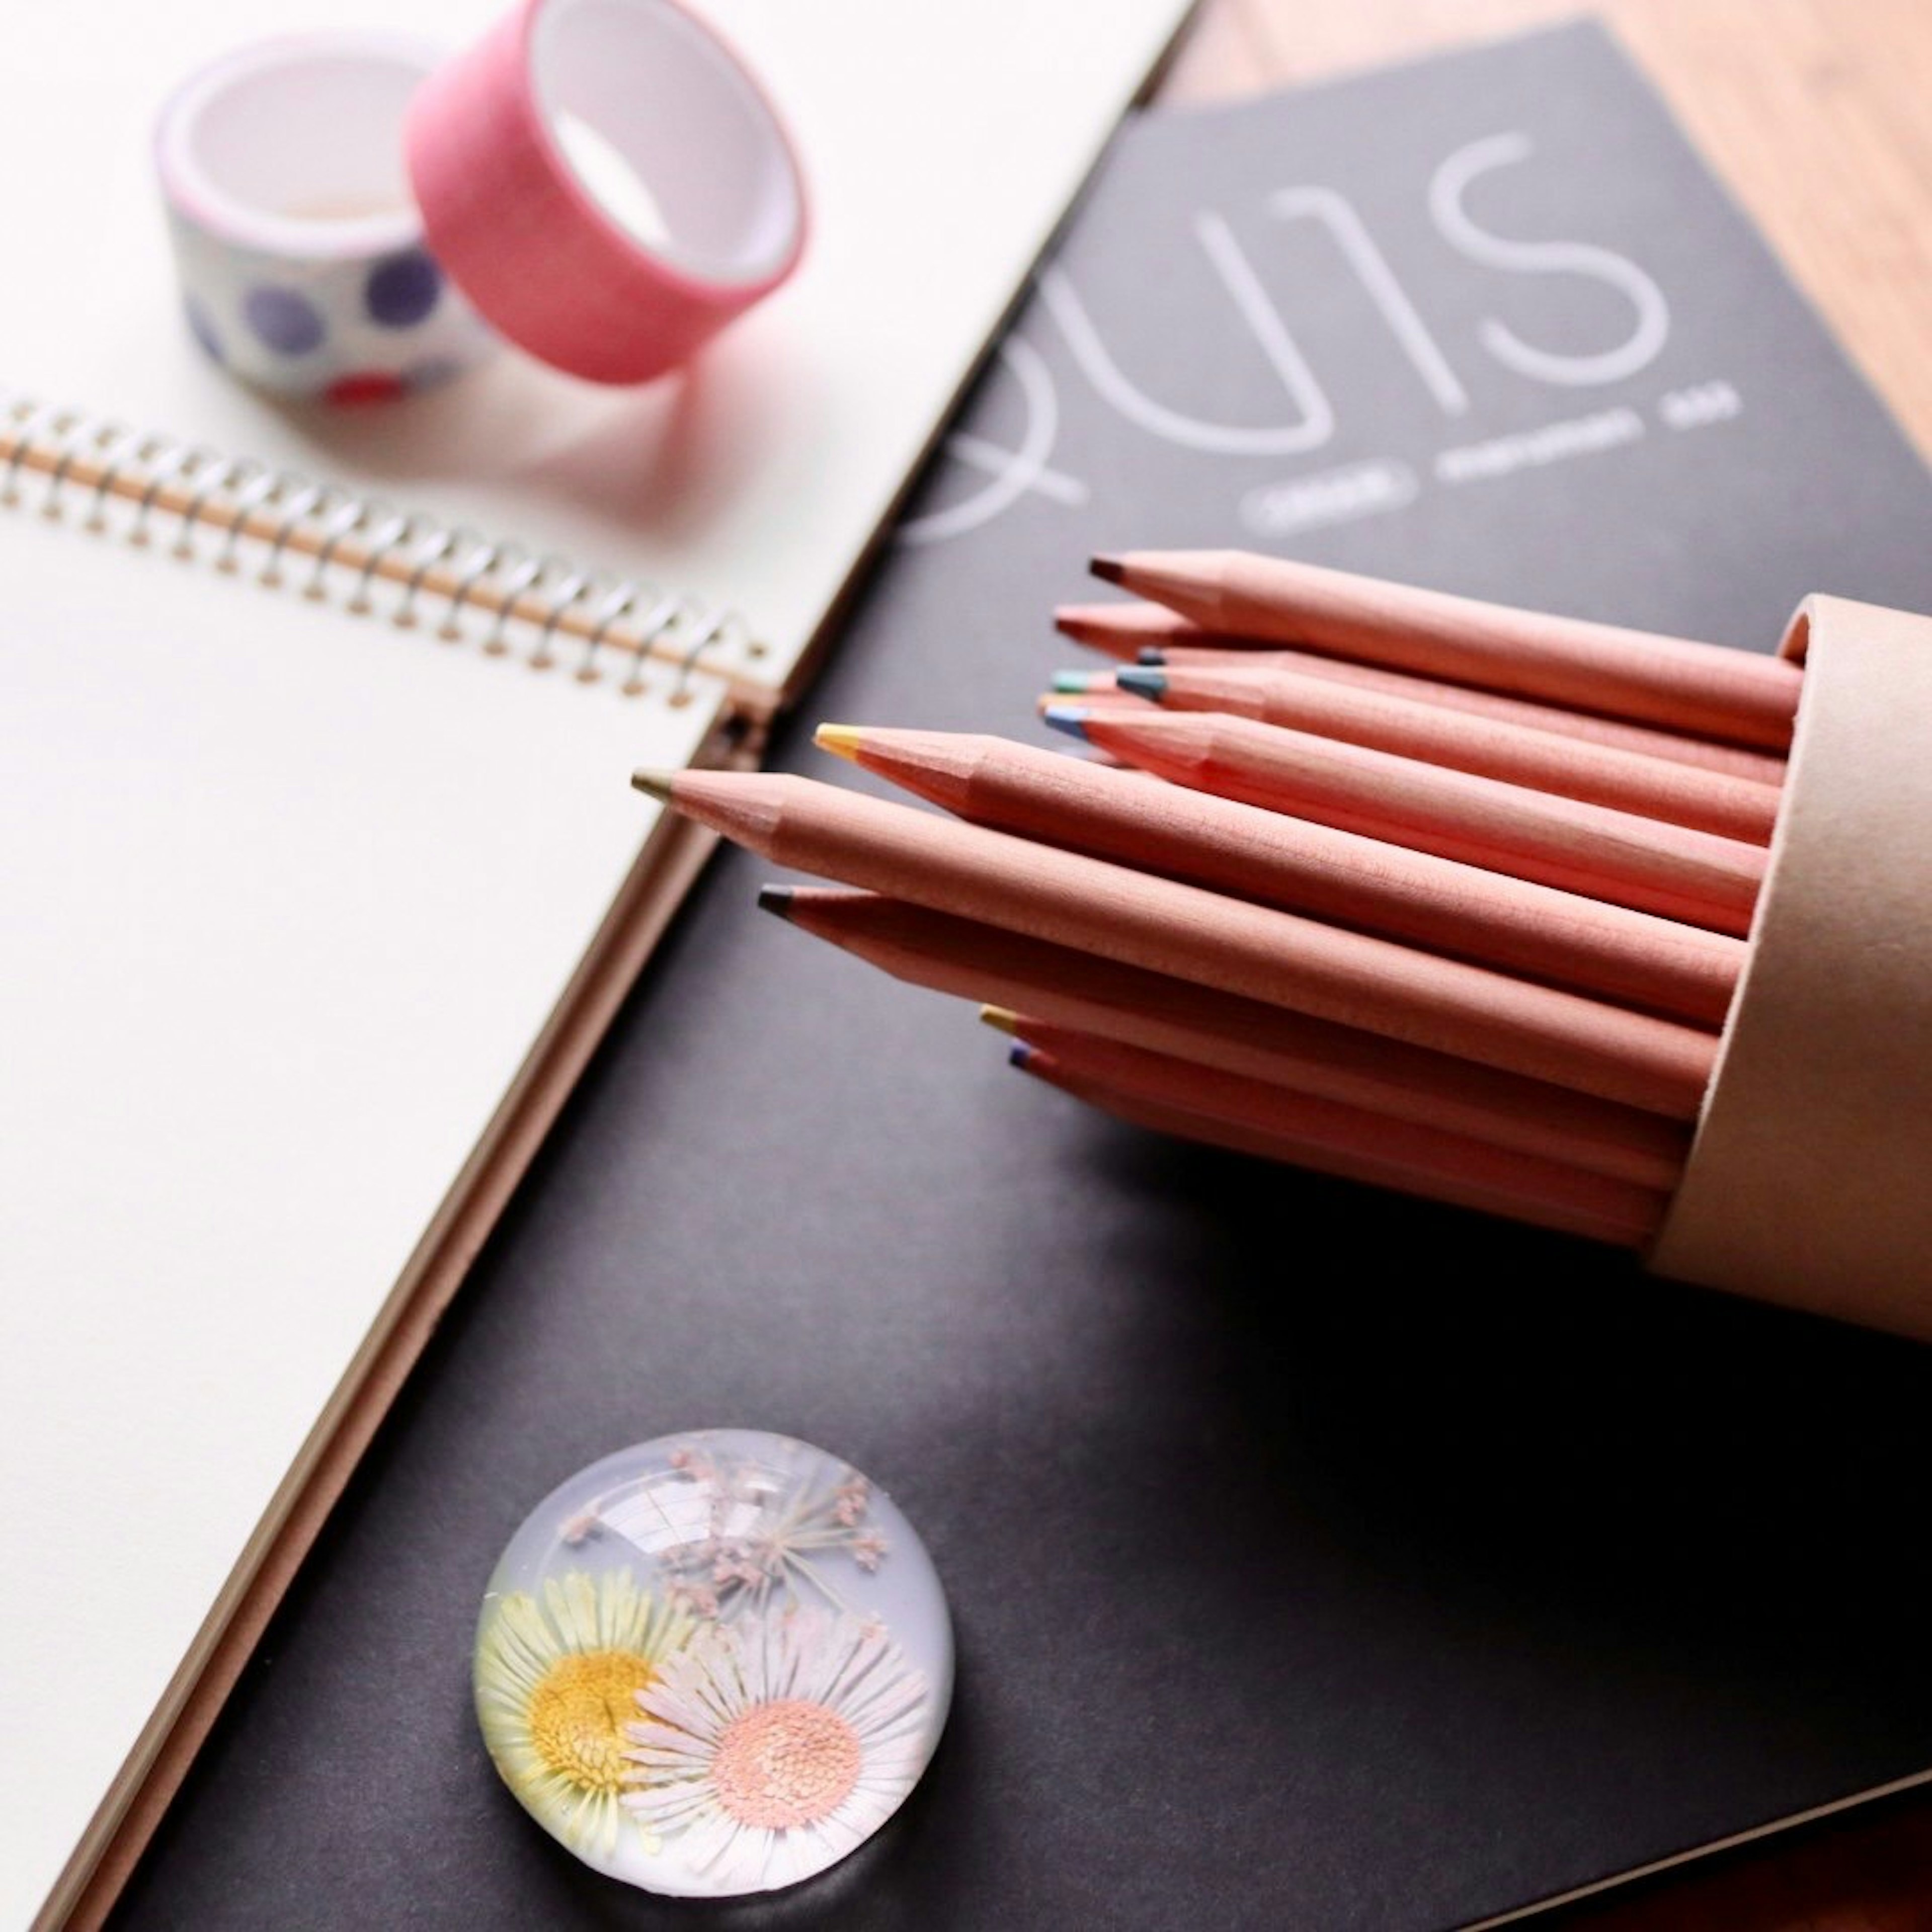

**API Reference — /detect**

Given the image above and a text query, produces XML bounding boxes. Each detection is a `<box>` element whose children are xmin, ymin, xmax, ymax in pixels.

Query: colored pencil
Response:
<box><xmin>1034</xmin><ymin>687</ymin><xmax>1148</xmax><ymax>718</ymax></box>
<box><xmin>1009</xmin><ymin>1040</ymin><xmax>1666</xmax><ymax>1247</ymax></box>
<box><xmin>635</xmin><ymin>768</ymin><xmax>1716</xmax><ymax>1116</ymax></box>
<box><xmin>765</xmin><ymin>886</ymin><xmax>1691</xmax><ymax>1189</ymax></box>
<box><xmin>1091</xmin><ymin>549</ymin><xmax>1803</xmax><ymax>749</ymax></box>
<box><xmin>1046</xmin><ymin>706</ymin><xmax>1764</xmax><ymax>937</ymax></box>
<box><xmin>1054</xmin><ymin>601</ymin><xmax>1222</xmax><ymax>659</ymax></box>
<box><xmin>1108</xmin><ymin>665</ymin><xmax>1782</xmax><ymax>842</ymax></box>
<box><xmin>1119</xmin><ymin>641</ymin><xmax>1789</xmax><ymax>785</ymax></box>
<box><xmin>814</xmin><ymin>725</ymin><xmax>1743</xmax><ymax>1024</ymax></box>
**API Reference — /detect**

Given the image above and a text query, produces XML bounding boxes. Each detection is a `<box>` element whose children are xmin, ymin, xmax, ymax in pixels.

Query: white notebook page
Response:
<box><xmin>0</xmin><ymin>511</ymin><xmax>723</xmax><ymax>1927</ymax></box>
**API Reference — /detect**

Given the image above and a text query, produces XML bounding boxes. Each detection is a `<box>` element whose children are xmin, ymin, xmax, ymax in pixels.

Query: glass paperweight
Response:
<box><xmin>473</xmin><ymin>1428</ymin><xmax>953</xmax><ymax>1897</ymax></box>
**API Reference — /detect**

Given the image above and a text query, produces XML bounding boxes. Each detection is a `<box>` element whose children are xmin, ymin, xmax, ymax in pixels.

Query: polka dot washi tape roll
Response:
<box><xmin>153</xmin><ymin>35</ymin><xmax>498</xmax><ymax>405</ymax></box>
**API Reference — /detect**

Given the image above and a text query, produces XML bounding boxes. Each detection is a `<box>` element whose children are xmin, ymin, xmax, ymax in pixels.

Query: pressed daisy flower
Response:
<box><xmin>474</xmin><ymin>1567</ymin><xmax>691</xmax><ymax>1860</ymax></box>
<box><xmin>621</xmin><ymin>1608</ymin><xmax>931</xmax><ymax>1893</ymax></box>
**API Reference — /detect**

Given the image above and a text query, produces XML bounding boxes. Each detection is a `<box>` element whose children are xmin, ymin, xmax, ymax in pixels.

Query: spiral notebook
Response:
<box><xmin>0</xmin><ymin>1</ymin><xmax>1198</xmax><ymax>1925</ymax></box>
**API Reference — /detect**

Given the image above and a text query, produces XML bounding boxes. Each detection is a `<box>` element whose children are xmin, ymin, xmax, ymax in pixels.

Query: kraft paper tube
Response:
<box><xmin>1651</xmin><ymin>594</ymin><xmax>1932</xmax><ymax>1339</ymax></box>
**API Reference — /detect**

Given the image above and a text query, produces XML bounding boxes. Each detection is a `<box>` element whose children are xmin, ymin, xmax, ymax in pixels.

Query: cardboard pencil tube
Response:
<box><xmin>1651</xmin><ymin>596</ymin><xmax>1932</xmax><ymax>1340</ymax></box>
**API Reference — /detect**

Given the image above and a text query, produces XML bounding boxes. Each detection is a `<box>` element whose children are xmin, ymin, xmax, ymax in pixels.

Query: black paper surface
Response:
<box><xmin>117</xmin><ymin>24</ymin><xmax>1932</xmax><ymax>1930</ymax></box>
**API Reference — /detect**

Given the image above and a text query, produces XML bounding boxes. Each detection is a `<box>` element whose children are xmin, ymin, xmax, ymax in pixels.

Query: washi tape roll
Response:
<box><xmin>406</xmin><ymin>0</ymin><xmax>808</xmax><ymax>385</ymax></box>
<box><xmin>155</xmin><ymin>0</ymin><xmax>807</xmax><ymax>399</ymax></box>
<box><xmin>154</xmin><ymin>35</ymin><xmax>498</xmax><ymax>404</ymax></box>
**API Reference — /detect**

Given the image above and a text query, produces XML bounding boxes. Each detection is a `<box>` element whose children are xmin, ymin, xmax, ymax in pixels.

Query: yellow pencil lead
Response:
<box><xmin>979</xmin><ymin>1006</ymin><xmax>1020</xmax><ymax>1035</ymax></box>
<box><xmin>814</xmin><ymin>723</ymin><xmax>864</xmax><ymax>763</ymax></box>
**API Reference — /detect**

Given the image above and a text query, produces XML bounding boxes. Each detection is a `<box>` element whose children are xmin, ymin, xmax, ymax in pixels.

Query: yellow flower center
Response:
<box><xmin>527</xmin><ymin>1650</ymin><xmax>658</xmax><ymax>1795</ymax></box>
<box><xmin>710</xmin><ymin>1698</ymin><xmax>863</xmax><ymax>1830</ymax></box>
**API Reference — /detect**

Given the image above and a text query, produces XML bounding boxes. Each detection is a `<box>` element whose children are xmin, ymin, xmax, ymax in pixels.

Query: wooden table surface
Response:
<box><xmin>1163</xmin><ymin>4</ymin><xmax>1932</xmax><ymax>1927</ymax></box>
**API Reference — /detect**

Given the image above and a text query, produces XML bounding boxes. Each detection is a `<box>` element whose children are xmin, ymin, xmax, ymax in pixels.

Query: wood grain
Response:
<box><xmin>1161</xmin><ymin>2</ymin><xmax>1932</xmax><ymax>1923</ymax></box>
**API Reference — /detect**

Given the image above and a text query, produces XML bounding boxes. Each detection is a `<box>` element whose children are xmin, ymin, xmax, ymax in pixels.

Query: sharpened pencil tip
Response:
<box><xmin>755</xmin><ymin>884</ymin><xmax>796</xmax><ymax>921</ymax></box>
<box><xmin>979</xmin><ymin>1005</ymin><xmax>1019</xmax><ymax>1035</ymax></box>
<box><xmin>814</xmin><ymin>722</ymin><xmax>863</xmax><ymax>763</ymax></box>
<box><xmin>630</xmin><ymin>768</ymin><xmax>678</xmax><ymax>803</ymax></box>
<box><xmin>1089</xmin><ymin>553</ymin><xmax>1127</xmax><ymax>586</ymax></box>
<box><xmin>1007</xmin><ymin>1041</ymin><xmax>1035</xmax><ymax>1071</ymax></box>
<box><xmin>1115</xmin><ymin>667</ymin><xmax>1167</xmax><ymax>703</ymax></box>
<box><xmin>1136</xmin><ymin>647</ymin><xmax>1167</xmax><ymax>667</ymax></box>
<box><xmin>1050</xmin><ymin>670</ymin><xmax>1108</xmax><ymax>694</ymax></box>
<box><xmin>1041</xmin><ymin>704</ymin><xmax>1091</xmax><ymax>742</ymax></box>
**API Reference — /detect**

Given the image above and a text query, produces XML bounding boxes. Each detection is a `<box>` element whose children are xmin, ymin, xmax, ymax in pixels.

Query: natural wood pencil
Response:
<box><xmin>1120</xmin><ymin>642</ymin><xmax>1789</xmax><ymax>785</ymax></box>
<box><xmin>814</xmin><ymin>725</ymin><xmax>1743</xmax><ymax>1024</ymax></box>
<box><xmin>1055</xmin><ymin>601</ymin><xmax>1222</xmax><ymax>658</ymax></box>
<box><xmin>635</xmin><ymin>768</ymin><xmax>1716</xmax><ymax>1116</ymax></box>
<box><xmin>766</xmin><ymin>886</ymin><xmax>1691</xmax><ymax>1189</ymax></box>
<box><xmin>1034</xmin><ymin>687</ymin><xmax>1149</xmax><ymax>718</ymax></box>
<box><xmin>1048</xmin><ymin>706</ymin><xmax>1764</xmax><ymax>938</ymax></box>
<box><xmin>1111</xmin><ymin>665</ymin><xmax>1783</xmax><ymax>842</ymax></box>
<box><xmin>1092</xmin><ymin>549</ymin><xmax>1803</xmax><ymax>749</ymax></box>
<box><xmin>1010</xmin><ymin>1040</ymin><xmax>1666</xmax><ymax>1247</ymax></box>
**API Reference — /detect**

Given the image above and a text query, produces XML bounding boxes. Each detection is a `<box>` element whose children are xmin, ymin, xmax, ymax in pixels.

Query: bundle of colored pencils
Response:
<box><xmin>637</xmin><ymin>550</ymin><xmax>1802</xmax><ymax>1250</ymax></box>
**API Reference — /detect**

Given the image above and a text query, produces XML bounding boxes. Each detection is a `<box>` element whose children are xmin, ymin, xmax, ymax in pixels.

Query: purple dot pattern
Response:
<box><xmin>243</xmin><ymin>284</ymin><xmax>327</xmax><ymax>357</ymax></box>
<box><xmin>169</xmin><ymin>229</ymin><xmax>491</xmax><ymax>401</ymax></box>
<box><xmin>365</xmin><ymin>250</ymin><xmax>443</xmax><ymax>329</ymax></box>
<box><xmin>184</xmin><ymin>297</ymin><xmax>224</xmax><ymax>366</ymax></box>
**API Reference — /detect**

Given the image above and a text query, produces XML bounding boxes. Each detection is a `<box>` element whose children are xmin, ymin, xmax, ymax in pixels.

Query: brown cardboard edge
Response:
<box><xmin>44</xmin><ymin>768</ymin><xmax>742</xmax><ymax>1932</ymax></box>
<box><xmin>1649</xmin><ymin>595</ymin><xmax>1932</xmax><ymax>1339</ymax></box>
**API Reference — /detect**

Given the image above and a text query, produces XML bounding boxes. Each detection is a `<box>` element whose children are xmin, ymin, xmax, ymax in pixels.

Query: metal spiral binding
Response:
<box><xmin>440</xmin><ymin>535</ymin><xmax>511</xmax><ymax>640</ymax></box>
<box><xmin>0</xmin><ymin>396</ymin><xmax>747</xmax><ymax>699</ymax></box>
<box><xmin>394</xmin><ymin>522</ymin><xmax>469</xmax><ymax>627</ymax></box>
<box><xmin>346</xmin><ymin>510</ymin><xmax>418</xmax><ymax>612</ymax></box>
<box><xmin>303</xmin><ymin>495</ymin><xmax>375</xmax><ymax>597</ymax></box>
<box><xmin>86</xmin><ymin>429</ymin><xmax>159</xmax><ymax>532</ymax></box>
<box><xmin>481</xmin><ymin>549</ymin><xmax>545</xmax><ymax>654</ymax></box>
<box><xmin>260</xmin><ymin>480</ymin><xmax>327</xmax><ymax>586</ymax></box>
<box><xmin>175</xmin><ymin>455</ymin><xmax>247</xmax><ymax>559</ymax></box>
<box><xmin>131</xmin><ymin>442</ymin><xmax>212</xmax><ymax>546</ymax></box>
<box><xmin>215</xmin><ymin>466</ymin><xmax>281</xmax><ymax>572</ymax></box>
<box><xmin>43</xmin><ymin>417</ymin><xmax>120</xmax><ymax>522</ymax></box>
<box><xmin>617</xmin><ymin>590</ymin><xmax>682</xmax><ymax>694</ymax></box>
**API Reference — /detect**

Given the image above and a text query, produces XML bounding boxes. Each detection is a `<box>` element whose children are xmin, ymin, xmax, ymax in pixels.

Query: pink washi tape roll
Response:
<box><xmin>407</xmin><ymin>0</ymin><xmax>809</xmax><ymax>385</ymax></box>
<box><xmin>155</xmin><ymin>0</ymin><xmax>806</xmax><ymax>399</ymax></box>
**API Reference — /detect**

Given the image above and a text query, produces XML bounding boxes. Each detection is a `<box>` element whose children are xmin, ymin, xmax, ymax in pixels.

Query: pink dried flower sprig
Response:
<box><xmin>652</xmin><ymin>1443</ymin><xmax>892</xmax><ymax>1619</ymax></box>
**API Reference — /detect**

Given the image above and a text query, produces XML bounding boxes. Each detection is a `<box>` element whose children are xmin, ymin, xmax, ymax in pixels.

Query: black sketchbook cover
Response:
<box><xmin>119</xmin><ymin>23</ymin><xmax>1932</xmax><ymax>1930</ymax></box>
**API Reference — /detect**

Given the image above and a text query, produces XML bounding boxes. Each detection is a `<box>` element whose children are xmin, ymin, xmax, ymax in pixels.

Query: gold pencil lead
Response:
<box><xmin>630</xmin><ymin>768</ymin><xmax>678</xmax><ymax>803</ymax></box>
<box><xmin>814</xmin><ymin>722</ymin><xmax>864</xmax><ymax>763</ymax></box>
<box><xmin>979</xmin><ymin>1005</ymin><xmax>1020</xmax><ymax>1034</ymax></box>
